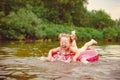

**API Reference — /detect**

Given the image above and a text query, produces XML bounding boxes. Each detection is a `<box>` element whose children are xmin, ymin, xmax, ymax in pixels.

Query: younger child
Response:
<box><xmin>47</xmin><ymin>33</ymin><xmax>97</xmax><ymax>63</ymax></box>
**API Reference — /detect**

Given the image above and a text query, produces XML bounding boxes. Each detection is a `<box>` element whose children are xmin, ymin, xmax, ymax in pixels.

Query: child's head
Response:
<box><xmin>58</xmin><ymin>33</ymin><xmax>72</xmax><ymax>50</ymax></box>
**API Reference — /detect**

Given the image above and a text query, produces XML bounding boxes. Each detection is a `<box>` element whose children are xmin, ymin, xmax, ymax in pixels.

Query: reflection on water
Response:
<box><xmin>0</xmin><ymin>41</ymin><xmax>120</xmax><ymax>80</ymax></box>
<box><xmin>0</xmin><ymin>41</ymin><xmax>58</xmax><ymax>57</ymax></box>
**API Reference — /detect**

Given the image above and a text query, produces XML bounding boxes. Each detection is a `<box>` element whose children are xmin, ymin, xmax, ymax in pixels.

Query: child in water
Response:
<box><xmin>47</xmin><ymin>31</ymin><xmax>97</xmax><ymax>63</ymax></box>
<box><xmin>70</xmin><ymin>30</ymin><xmax>97</xmax><ymax>63</ymax></box>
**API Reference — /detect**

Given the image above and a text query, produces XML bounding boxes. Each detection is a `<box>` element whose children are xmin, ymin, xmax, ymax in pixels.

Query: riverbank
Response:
<box><xmin>0</xmin><ymin>39</ymin><xmax>120</xmax><ymax>46</ymax></box>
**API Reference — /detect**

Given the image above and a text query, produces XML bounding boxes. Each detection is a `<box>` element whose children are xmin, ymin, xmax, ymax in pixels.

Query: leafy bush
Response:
<box><xmin>85</xmin><ymin>28</ymin><xmax>103</xmax><ymax>39</ymax></box>
<box><xmin>0</xmin><ymin>0</ymin><xmax>119</xmax><ymax>42</ymax></box>
<box><xmin>88</xmin><ymin>10</ymin><xmax>115</xmax><ymax>29</ymax></box>
<box><xmin>0</xmin><ymin>7</ymin><xmax>41</xmax><ymax>40</ymax></box>
<box><xmin>103</xmin><ymin>27</ymin><xmax>118</xmax><ymax>41</ymax></box>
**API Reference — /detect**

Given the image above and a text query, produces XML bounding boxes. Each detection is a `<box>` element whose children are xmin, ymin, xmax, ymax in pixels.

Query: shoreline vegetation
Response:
<box><xmin>0</xmin><ymin>24</ymin><xmax>119</xmax><ymax>42</ymax></box>
<box><xmin>0</xmin><ymin>38</ymin><xmax>119</xmax><ymax>43</ymax></box>
<box><xmin>0</xmin><ymin>0</ymin><xmax>120</xmax><ymax>42</ymax></box>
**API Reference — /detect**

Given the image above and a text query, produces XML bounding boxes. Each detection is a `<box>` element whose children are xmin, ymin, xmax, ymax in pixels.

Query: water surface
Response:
<box><xmin>0</xmin><ymin>41</ymin><xmax>120</xmax><ymax>80</ymax></box>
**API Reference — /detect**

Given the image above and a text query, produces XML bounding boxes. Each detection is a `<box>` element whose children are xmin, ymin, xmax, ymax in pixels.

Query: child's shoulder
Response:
<box><xmin>51</xmin><ymin>47</ymin><xmax>61</xmax><ymax>52</ymax></box>
<box><xmin>70</xmin><ymin>46</ymin><xmax>78</xmax><ymax>53</ymax></box>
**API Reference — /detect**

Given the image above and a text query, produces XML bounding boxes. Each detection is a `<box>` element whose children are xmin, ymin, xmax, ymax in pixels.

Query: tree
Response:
<box><xmin>41</xmin><ymin>0</ymin><xmax>88</xmax><ymax>26</ymax></box>
<box><xmin>88</xmin><ymin>10</ymin><xmax>115</xmax><ymax>29</ymax></box>
<box><xmin>0</xmin><ymin>6</ymin><xmax>41</xmax><ymax>40</ymax></box>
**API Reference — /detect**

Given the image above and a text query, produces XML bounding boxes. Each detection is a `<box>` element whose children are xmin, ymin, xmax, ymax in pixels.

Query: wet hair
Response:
<box><xmin>58</xmin><ymin>33</ymin><xmax>72</xmax><ymax>43</ymax></box>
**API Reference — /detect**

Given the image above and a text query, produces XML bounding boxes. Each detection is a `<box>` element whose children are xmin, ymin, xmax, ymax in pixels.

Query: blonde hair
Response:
<box><xmin>58</xmin><ymin>33</ymin><xmax>72</xmax><ymax>43</ymax></box>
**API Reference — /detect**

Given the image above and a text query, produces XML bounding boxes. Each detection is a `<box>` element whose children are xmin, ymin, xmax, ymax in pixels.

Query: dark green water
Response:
<box><xmin>0</xmin><ymin>41</ymin><xmax>59</xmax><ymax>57</ymax></box>
<box><xmin>0</xmin><ymin>41</ymin><xmax>120</xmax><ymax>80</ymax></box>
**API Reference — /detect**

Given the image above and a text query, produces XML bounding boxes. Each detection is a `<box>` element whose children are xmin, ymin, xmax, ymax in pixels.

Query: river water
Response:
<box><xmin>0</xmin><ymin>41</ymin><xmax>120</xmax><ymax>80</ymax></box>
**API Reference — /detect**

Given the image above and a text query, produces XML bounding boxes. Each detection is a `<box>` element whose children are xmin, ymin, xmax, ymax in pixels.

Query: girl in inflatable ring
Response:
<box><xmin>47</xmin><ymin>31</ymin><xmax>97</xmax><ymax>63</ymax></box>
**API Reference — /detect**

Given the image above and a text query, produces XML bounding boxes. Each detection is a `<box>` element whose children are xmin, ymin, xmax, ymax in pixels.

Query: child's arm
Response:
<box><xmin>47</xmin><ymin>49</ymin><xmax>53</xmax><ymax>60</ymax></box>
<box><xmin>70</xmin><ymin>47</ymin><xmax>80</xmax><ymax>62</ymax></box>
<box><xmin>47</xmin><ymin>47</ymin><xmax>60</xmax><ymax>60</ymax></box>
<box><xmin>72</xmin><ymin>52</ymin><xmax>80</xmax><ymax>62</ymax></box>
<box><xmin>72</xmin><ymin>49</ymin><xmax>89</xmax><ymax>64</ymax></box>
<box><xmin>71</xmin><ymin>30</ymin><xmax>77</xmax><ymax>48</ymax></box>
<box><xmin>71</xmin><ymin>40</ymin><xmax>77</xmax><ymax>48</ymax></box>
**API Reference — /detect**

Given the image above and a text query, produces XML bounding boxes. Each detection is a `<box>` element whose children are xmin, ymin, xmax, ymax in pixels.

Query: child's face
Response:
<box><xmin>60</xmin><ymin>37</ymin><xmax>71</xmax><ymax>50</ymax></box>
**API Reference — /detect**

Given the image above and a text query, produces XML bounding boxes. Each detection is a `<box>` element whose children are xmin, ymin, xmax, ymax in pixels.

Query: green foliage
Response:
<box><xmin>103</xmin><ymin>27</ymin><xmax>118</xmax><ymax>40</ymax></box>
<box><xmin>85</xmin><ymin>28</ymin><xmax>103</xmax><ymax>39</ymax></box>
<box><xmin>0</xmin><ymin>7</ymin><xmax>41</xmax><ymax>40</ymax></box>
<box><xmin>87</xmin><ymin>10</ymin><xmax>115</xmax><ymax>29</ymax></box>
<box><xmin>114</xmin><ymin>26</ymin><xmax>120</xmax><ymax>41</ymax></box>
<box><xmin>41</xmin><ymin>0</ymin><xmax>88</xmax><ymax>26</ymax></box>
<box><xmin>75</xmin><ymin>27</ymin><xmax>103</xmax><ymax>40</ymax></box>
<box><xmin>35</xmin><ymin>24</ymin><xmax>103</xmax><ymax>40</ymax></box>
<box><xmin>115</xmin><ymin>18</ymin><xmax>120</xmax><ymax>26</ymax></box>
<box><xmin>0</xmin><ymin>0</ymin><xmax>119</xmax><ymax>41</ymax></box>
<box><xmin>35</xmin><ymin>24</ymin><xmax>47</xmax><ymax>39</ymax></box>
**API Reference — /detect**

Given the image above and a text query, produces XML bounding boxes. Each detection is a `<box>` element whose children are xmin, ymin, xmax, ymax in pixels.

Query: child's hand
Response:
<box><xmin>81</xmin><ymin>58</ymin><xmax>89</xmax><ymax>64</ymax></box>
<box><xmin>71</xmin><ymin>30</ymin><xmax>76</xmax><ymax>40</ymax></box>
<box><xmin>72</xmin><ymin>58</ymin><xmax>77</xmax><ymax>62</ymax></box>
<box><xmin>71</xmin><ymin>30</ymin><xmax>76</xmax><ymax>35</ymax></box>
